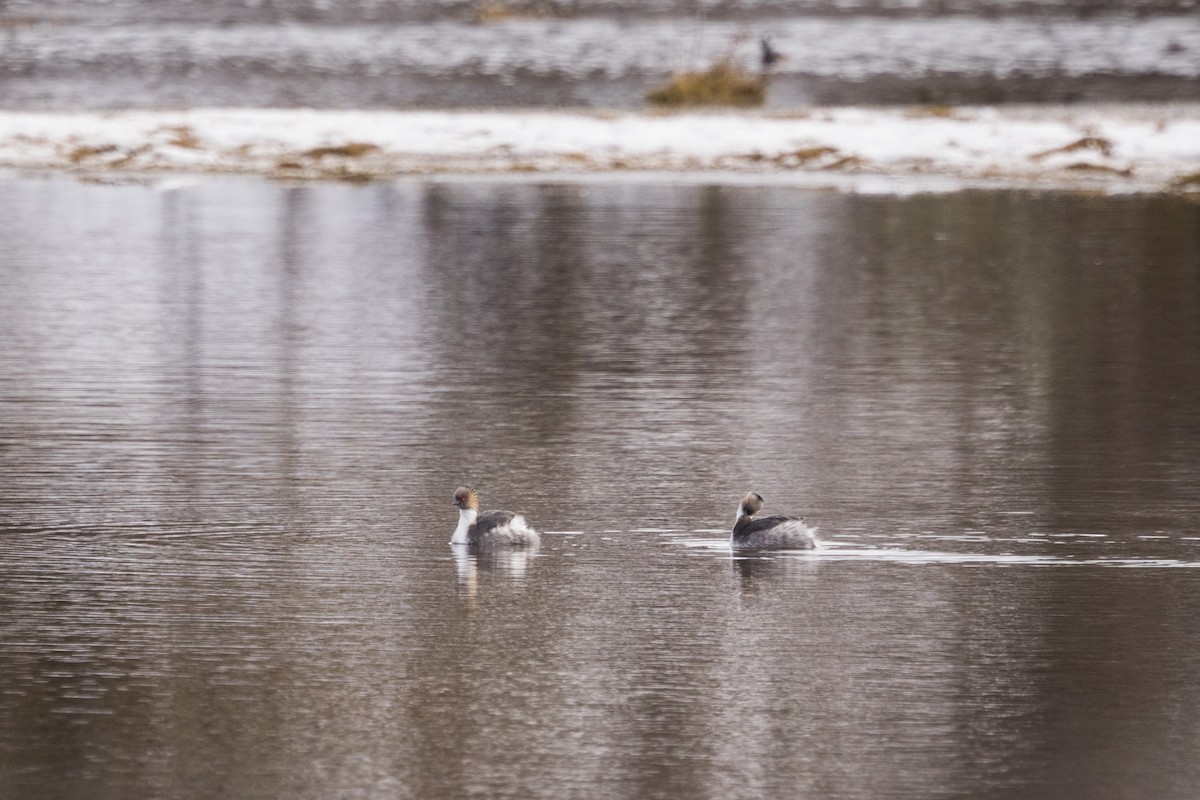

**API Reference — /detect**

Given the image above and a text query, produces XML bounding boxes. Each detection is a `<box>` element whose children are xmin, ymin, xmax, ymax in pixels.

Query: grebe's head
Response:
<box><xmin>453</xmin><ymin>486</ymin><xmax>479</xmax><ymax>511</ymax></box>
<box><xmin>738</xmin><ymin>492</ymin><xmax>765</xmax><ymax>518</ymax></box>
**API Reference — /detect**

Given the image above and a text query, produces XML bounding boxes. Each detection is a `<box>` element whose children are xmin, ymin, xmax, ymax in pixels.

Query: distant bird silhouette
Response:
<box><xmin>760</xmin><ymin>36</ymin><xmax>785</xmax><ymax>71</ymax></box>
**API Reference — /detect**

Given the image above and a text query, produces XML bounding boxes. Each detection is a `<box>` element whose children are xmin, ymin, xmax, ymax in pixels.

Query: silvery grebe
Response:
<box><xmin>451</xmin><ymin>486</ymin><xmax>540</xmax><ymax>547</ymax></box>
<box><xmin>732</xmin><ymin>492</ymin><xmax>819</xmax><ymax>550</ymax></box>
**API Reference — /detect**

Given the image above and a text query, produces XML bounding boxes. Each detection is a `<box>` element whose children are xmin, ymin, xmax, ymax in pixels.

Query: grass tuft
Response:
<box><xmin>1031</xmin><ymin>136</ymin><xmax>1114</xmax><ymax>161</ymax></box>
<box><xmin>303</xmin><ymin>143</ymin><xmax>380</xmax><ymax>160</ymax></box>
<box><xmin>163</xmin><ymin>126</ymin><xmax>202</xmax><ymax>149</ymax></box>
<box><xmin>1064</xmin><ymin>162</ymin><xmax>1131</xmax><ymax>177</ymax></box>
<box><xmin>646</xmin><ymin>59</ymin><xmax>765</xmax><ymax>109</ymax></box>
<box><xmin>905</xmin><ymin>105</ymin><xmax>958</xmax><ymax>119</ymax></box>
<box><xmin>821</xmin><ymin>155</ymin><xmax>867</xmax><ymax>171</ymax></box>
<box><xmin>791</xmin><ymin>146</ymin><xmax>839</xmax><ymax>162</ymax></box>
<box><xmin>474</xmin><ymin>1</ymin><xmax>555</xmax><ymax>22</ymax></box>
<box><xmin>68</xmin><ymin>145</ymin><xmax>118</xmax><ymax>163</ymax></box>
<box><xmin>1169</xmin><ymin>171</ymin><xmax>1200</xmax><ymax>189</ymax></box>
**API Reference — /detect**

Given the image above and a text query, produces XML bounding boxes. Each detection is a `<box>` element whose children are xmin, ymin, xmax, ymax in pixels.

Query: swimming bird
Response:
<box><xmin>451</xmin><ymin>486</ymin><xmax>540</xmax><ymax>547</ymax></box>
<box><xmin>732</xmin><ymin>492</ymin><xmax>819</xmax><ymax>550</ymax></box>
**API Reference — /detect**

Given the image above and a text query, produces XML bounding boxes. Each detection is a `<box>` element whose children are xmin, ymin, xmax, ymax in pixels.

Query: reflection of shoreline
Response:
<box><xmin>2</xmin><ymin>106</ymin><xmax>1197</xmax><ymax>192</ymax></box>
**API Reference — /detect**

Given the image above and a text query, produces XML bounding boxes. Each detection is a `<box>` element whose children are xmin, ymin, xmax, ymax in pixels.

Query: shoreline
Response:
<box><xmin>2</xmin><ymin>104</ymin><xmax>1198</xmax><ymax>194</ymax></box>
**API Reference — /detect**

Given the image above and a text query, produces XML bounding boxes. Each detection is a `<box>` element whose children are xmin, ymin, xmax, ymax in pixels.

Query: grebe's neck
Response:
<box><xmin>451</xmin><ymin>506</ymin><xmax>477</xmax><ymax>545</ymax></box>
<box><xmin>732</xmin><ymin>506</ymin><xmax>753</xmax><ymax>541</ymax></box>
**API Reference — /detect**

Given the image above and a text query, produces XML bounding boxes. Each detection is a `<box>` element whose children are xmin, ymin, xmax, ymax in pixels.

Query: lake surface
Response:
<box><xmin>1</xmin><ymin>174</ymin><xmax>1200</xmax><ymax>799</ymax></box>
<box><xmin>3</xmin><ymin>0</ymin><xmax>1199</xmax><ymax>109</ymax></box>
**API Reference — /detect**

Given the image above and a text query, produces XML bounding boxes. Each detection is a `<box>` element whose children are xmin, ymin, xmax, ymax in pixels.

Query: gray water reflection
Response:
<box><xmin>1</xmin><ymin>176</ymin><xmax>1200</xmax><ymax>799</ymax></box>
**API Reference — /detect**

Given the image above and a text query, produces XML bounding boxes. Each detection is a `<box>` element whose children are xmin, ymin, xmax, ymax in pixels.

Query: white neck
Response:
<box><xmin>451</xmin><ymin>507</ymin><xmax>477</xmax><ymax>545</ymax></box>
<box><xmin>732</xmin><ymin>506</ymin><xmax>750</xmax><ymax>543</ymax></box>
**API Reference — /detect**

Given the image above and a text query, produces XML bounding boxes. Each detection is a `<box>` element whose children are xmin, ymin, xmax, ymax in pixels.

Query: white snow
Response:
<box><xmin>1</xmin><ymin>105</ymin><xmax>1198</xmax><ymax>192</ymax></box>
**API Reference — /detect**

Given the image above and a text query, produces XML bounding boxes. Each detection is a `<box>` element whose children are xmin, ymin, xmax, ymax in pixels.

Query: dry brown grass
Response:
<box><xmin>646</xmin><ymin>59</ymin><xmax>765</xmax><ymax>109</ymax></box>
<box><xmin>1170</xmin><ymin>171</ymin><xmax>1200</xmax><ymax>189</ymax></box>
<box><xmin>474</xmin><ymin>1</ymin><xmax>555</xmax><ymax>22</ymax></box>
<box><xmin>820</xmin><ymin>155</ymin><xmax>867</xmax><ymax>171</ymax></box>
<box><xmin>67</xmin><ymin>145</ymin><xmax>118</xmax><ymax>163</ymax></box>
<box><xmin>1063</xmin><ymin>162</ymin><xmax>1131</xmax><ymax>177</ymax></box>
<box><xmin>790</xmin><ymin>146</ymin><xmax>839</xmax><ymax>162</ymax></box>
<box><xmin>302</xmin><ymin>143</ymin><xmax>380</xmax><ymax>159</ymax></box>
<box><xmin>905</xmin><ymin>105</ymin><xmax>958</xmax><ymax>119</ymax></box>
<box><xmin>163</xmin><ymin>126</ymin><xmax>202</xmax><ymax>149</ymax></box>
<box><xmin>1031</xmin><ymin>136</ymin><xmax>1114</xmax><ymax>161</ymax></box>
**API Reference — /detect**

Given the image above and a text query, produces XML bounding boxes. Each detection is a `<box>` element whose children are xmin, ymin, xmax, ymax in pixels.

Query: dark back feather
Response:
<box><xmin>734</xmin><ymin>514</ymin><xmax>796</xmax><ymax>540</ymax></box>
<box><xmin>474</xmin><ymin>510</ymin><xmax>516</xmax><ymax>536</ymax></box>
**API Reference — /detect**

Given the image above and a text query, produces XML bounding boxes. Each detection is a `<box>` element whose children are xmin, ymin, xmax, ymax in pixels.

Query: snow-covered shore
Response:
<box><xmin>2</xmin><ymin>105</ymin><xmax>1198</xmax><ymax>193</ymax></box>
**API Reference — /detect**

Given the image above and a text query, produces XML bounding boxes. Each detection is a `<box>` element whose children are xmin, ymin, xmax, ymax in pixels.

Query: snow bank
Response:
<box><xmin>1</xmin><ymin>105</ymin><xmax>1198</xmax><ymax>192</ymax></box>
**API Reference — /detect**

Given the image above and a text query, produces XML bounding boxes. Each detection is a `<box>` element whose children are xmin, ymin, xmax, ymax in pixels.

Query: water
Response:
<box><xmin>1</xmin><ymin>174</ymin><xmax>1199</xmax><ymax>798</ymax></box>
<box><xmin>3</xmin><ymin>0</ymin><xmax>1199</xmax><ymax>109</ymax></box>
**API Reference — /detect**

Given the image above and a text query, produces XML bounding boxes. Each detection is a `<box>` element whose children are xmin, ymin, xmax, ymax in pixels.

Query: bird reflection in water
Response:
<box><xmin>731</xmin><ymin>552</ymin><xmax>820</xmax><ymax>593</ymax></box>
<box><xmin>453</xmin><ymin>545</ymin><xmax>535</xmax><ymax>603</ymax></box>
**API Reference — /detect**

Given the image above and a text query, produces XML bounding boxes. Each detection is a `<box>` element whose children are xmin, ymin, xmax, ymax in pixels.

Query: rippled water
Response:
<box><xmin>3</xmin><ymin>0</ymin><xmax>1199</xmax><ymax>108</ymax></box>
<box><xmin>2</xmin><ymin>175</ymin><xmax>1200</xmax><ymax>799</ymax></box>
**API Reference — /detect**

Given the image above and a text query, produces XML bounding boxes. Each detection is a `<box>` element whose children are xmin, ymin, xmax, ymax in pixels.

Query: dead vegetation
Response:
<box><xmin>646</xmin><ymin>58</ymin><xmax>765</xmax><ymax>109</ymax></box>
<box><xmin>821</xmin><ymin>155</ymin><xmax>867</xmax><ymax>171</ymax></box>
<box><xmin>905</xmin><ymin>105</ymin><xmax>959</xmax><ymax>119</ymax></box>
<box><xmin>273</xmin><ymin>154</ymin><xmax>382</xmax><ymax>182</ymax></box>
<box><xmin>302</xmin><ymin>143</ymin><xmax>380</xmax><ymax>159</ymax></box>
<box><xmin>1169</xmin><ymin>171</ymin><xmax>1200</xmax><ymax>190</ymax></box>
<box><xmin>1031</xmin><ymin>136</ymin><xmax>1114</xmax><ymax>161</ymax></box>
<box><xmin>1063</xmin><ymin>162</ymin><xmax>1132</xmax><ymax>177</ymax></box>
<box><xmin>109</xmin><ymin>145</ymin><xmax>152</xmax><ymax>168</ymax></box>
<box><xmin>750</xmin><ymin>146</ymin><xmax>840</xmax><ymax>168</ymax></box>
<box><xmin>162</xmin><ymin>126</ymin><xmax>202</xmax><ymax>149</ymax></box>
<box><xmin>473</xmin><ymin>1</ymin><xmax>557</xmax><ymax>22</ymax></box>
<box><xmin>67</xmin><ymin>145</ymin><xmax>118</xmax><ymax>163</ymax></box>
<box><xmin>789</xmin><ymin>146</ymin><xmax>840</xmax><ymax>162</ymax></box>
<box><xmin>68</xmin><ymin>143</ymin><xmax>159</xmax><ymax>168</ymax></box>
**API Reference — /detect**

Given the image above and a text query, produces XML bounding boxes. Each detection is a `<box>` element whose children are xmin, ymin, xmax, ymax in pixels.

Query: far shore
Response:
<box><xmin>2</xmin><ymin>104</ymin><xmax>1198</xmax><ymax>194</ymax></box>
